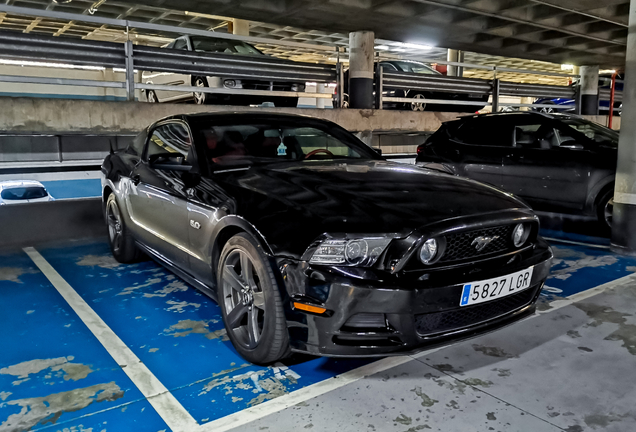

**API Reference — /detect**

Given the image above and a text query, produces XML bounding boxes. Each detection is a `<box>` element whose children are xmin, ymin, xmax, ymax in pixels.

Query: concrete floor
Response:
<box><xmin>234</xmin><ymin>275</ymin><xmax>636</xmax><ymax>432</ymax></box>
<box><xmin>1</xmin><ymin>237</ymin><xmax>635</xmax><ymax>432</ymax></box>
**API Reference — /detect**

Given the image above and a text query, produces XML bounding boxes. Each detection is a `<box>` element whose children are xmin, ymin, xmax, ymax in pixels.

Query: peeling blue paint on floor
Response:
<box><xmin>3</xmin><ymin>239</ymin><xmax>636</xmax><ymax>431</ymax></box>
<box><xmin>0</xmin><ymin>251</ymin><xmax>169</xmax><ymax>432</ymax></box>
<box><xmin>36</xmin><ymin>242</ymin><xmax>372</xmax><ymax>425</ymax></box>
<box><xmin>542</xmin><ymin>243</ymin><xmax>636</xmax><ymax>299</ymax></box>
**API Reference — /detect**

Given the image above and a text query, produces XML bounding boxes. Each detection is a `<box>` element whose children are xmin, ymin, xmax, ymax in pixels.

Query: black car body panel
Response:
<box><xmin>416</xmin><ymin>112</ymin><xmax>618</xmax><ymax>218</ymax></box>
<box><xmin>102</xmin><ymin>112</ymin><xmax>552</xmax><ymax>358</ymax></box>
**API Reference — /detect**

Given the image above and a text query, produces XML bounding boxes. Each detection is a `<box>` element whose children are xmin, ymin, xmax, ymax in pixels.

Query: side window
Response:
<box><xmin>513</xmin><ymin>123</ymin><xmax>558</xmax><ymax>149</ymax></box>
<box><xmin>454</xmin><ymin>119</ymin><xmax>513</xmax><ymax>147</ymax></box>
<box><xmin>146</xmin><ymin>123</ymin><xmax>192</xmax><ymax>161</ymax></box>
<box><xmin>173</xmin><ymin>38</ymin><xmax>188</xmax><ymax>50</ymax></box>
<box><xmin>380</xmin><ymin>63</ymin><xmax>397</xmax><ymax>72</ymax></box>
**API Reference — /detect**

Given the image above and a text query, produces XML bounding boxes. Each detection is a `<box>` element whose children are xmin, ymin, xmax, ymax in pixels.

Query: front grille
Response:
<box><xmin>242</xmin><ymin>80</ymin><xmax>294</xmax><ymax>91</ymax></box>
<box><xmin>415</xmin><ymin>287</ymin><xmax>536</xmax><ymax>336</ymax></box>
<box><xmin>440</xmin><ymin>225</ymin><xmax>514</xmax><ymax>263</ymax></box>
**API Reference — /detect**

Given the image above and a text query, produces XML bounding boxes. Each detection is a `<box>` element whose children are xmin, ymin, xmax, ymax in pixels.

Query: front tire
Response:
<box><xmin>106</xmin><ymin>194</ymin><xmax>141</xmax><ymax>263</ymax></box>
<box><xmin>597</xmin><ymin>189</ymin><xmax>614</xmax><ymax>229</ymax></box>
<box><xmin>409</xmin><ymin>93</ymin><xmax>427</xmax><ymax>111</ymax></box>
<box><xmin>217</xmin><ymin>233</ymin><xmax>290</xmax><ymax>365</ymax></box>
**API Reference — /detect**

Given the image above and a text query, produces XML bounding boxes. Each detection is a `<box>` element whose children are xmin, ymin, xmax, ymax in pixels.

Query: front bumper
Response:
<box><xmin>279</xmin><ymin>238</ymin><xmax>552</xmax><ymax>357</ymax></box>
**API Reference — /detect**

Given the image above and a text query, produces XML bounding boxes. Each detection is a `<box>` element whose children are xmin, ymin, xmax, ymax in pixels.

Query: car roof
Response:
<box><xmin>0</xmin><ymin>180</ymin><xmax>46</xmax><ymax>190</ymax></box>
<box><xmin>150</xmin><ymin>112</ymin><xmax>342</xmax><ymax>129</ymax></box>
<box><xmin>451</xmin><ymin>111</ymin><xmax>580</xmax><ymax>123</ymax></box>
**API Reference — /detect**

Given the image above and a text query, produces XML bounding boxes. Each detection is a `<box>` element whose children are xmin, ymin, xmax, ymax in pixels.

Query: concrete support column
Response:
<box><xmin>447</xmin><ymin>49</ymin><xmax>463</xmax><ymax>77</ymax></box>
<box><xmin>316</xmin><ymin>83</ymin><xmax>326</xmax><ymax>109</ymax></box>
<box><xmin>348</xmin><ymin>31</ymin><xmax>374</xmax><ymax>109</ymax></box>
<box><xmin>611</xmin><ymin>0</ymin><xmax>636</xmax><ymax>254</ymax></box>
<box><xmin>230</xmin><ymin>19</ymin><xmax>249</xmax><ymax>36</ymax></box>
<box><xmin>580</xmin><ymin>65</ymin><xmax>599</xmax><ymax>115</ymax></box>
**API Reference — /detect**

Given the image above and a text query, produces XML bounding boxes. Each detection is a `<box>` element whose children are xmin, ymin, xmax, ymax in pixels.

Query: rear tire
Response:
<box><xmin>193</xmin><ymin>76</ymin><xmax>209</xmax><ymax>105</ymax></box>
<box><xmin>105</xmin><ymin>193</ymin><xmax>142</xmax><ymax>263</ymax></box>
<box><xmin>217</xmin><ymin>233</ymin><xmax>290</xmax><ymax>365</ymax></box>
<box><xmin>146</xmin><ymin>90</ymin><xmax>159</xmax><ymax>103</ymax></box>
<box><xmin>597</xmin><ymin>189</ymin><xmax>614</xmax><ymax>229</ymax></box>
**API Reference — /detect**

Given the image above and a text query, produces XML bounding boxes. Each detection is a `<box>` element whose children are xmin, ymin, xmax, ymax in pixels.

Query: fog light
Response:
<box><xmin>420</xmin><ymin>238</ymin><xmax>438</xmax><ymax>264</ymax></box>
<box><xmin>512</xmin><ymin>223</ymin><xmax>530</xmax><ymax>247</ymax></box>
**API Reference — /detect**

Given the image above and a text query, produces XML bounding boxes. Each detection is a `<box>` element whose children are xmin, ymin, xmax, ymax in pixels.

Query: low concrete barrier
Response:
<box><xmin>0</xmin><ymin>198</ymin><xmax>104</xmax><ymax>249</ymax></box>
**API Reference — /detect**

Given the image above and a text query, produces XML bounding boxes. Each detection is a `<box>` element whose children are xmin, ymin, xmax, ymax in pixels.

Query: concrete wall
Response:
<box><xmin>0</xmin><ymin>198</ymin><xmax>104</xmax><ymax>249</ymax></box>
<box><xmin>0</xmin><ymin>97</ymin><xmax>463</xmax><ymax>136</ymax></box>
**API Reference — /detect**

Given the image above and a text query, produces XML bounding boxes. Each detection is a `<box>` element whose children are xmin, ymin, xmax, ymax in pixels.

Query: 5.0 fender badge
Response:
<box><xmin>190</xmin><ymin>220</ymin><xmax>201</xmax><ymax>230</ymax></box>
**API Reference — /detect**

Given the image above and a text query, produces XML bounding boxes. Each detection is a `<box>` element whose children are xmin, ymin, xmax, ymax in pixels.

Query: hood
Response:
<box><xmin>208</xmin><ymin>160</ymin><xmax>528</xmax><ymax>256</ymax></box>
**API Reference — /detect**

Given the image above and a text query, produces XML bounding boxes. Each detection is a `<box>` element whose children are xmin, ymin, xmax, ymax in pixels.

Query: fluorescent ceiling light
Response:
<box><xmin>401</xmin><ymin>42</ymin><xmax>433</xmax><ymax>50</ymax></box>
<box><xmin>374</xmin><ymin>45</ymin><xmax>389</xmax><ymax>50</ymax></box>
<box><xmin>561</xmin><ymin>64</ymin><xmax>574</xmax><ymax>71</ymax></box>
<box><xmin>0</xmin><ymin>59</ymin><xmax>105</xmax><ymax>71</ymax></box>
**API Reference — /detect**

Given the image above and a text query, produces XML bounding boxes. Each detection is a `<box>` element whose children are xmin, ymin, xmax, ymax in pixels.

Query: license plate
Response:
<box><xmin>459</xmin><ymin>267</ymin><xmax>534</xmax><ymax>307</ymax></box>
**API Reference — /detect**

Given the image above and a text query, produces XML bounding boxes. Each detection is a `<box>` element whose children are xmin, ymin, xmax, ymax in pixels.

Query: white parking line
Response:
<box><xmin>24</xmin><ymin>247</ymin><xmax>199</xmax><ymax>432</ymax></box>
<box><xmin>543</xmin><ymin>236</ymin><xmax>611</xmax><ymax>250</ymax></box>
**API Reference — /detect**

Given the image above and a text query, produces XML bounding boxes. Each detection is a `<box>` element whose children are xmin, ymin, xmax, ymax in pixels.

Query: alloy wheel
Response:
<box><xmin>604</xmin><ymin>197</ymin><xmax>614</xmax><ymax>227</ymax></box>
<box><xmin>540</xmin><ymin>106</ymin><xmax>555</xmax><ymax>114</ymax></box>
<box><xmin>107</xmin><ymin>200</ymin><xmax>123</xmax><ymax>254</ymax></box>
<box><xmin>411</xmin><ymin>94</ymin><xmax>426</xmax><ymax>111</ymax></box>
<box><xmin>194</xmin><ymin>78</ymin><xmax>206</xmax><ymax>104</ymax></box>
<box><xmin>222</xmin><ymin>249</ymin><xmax>266</xmax><ymax>349</ymax></box>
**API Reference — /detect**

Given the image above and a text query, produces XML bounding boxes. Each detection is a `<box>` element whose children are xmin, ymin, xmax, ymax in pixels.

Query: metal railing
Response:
<box><xmin>0</xmin><ymin>16</ymin><xmax>338</xmax><ymax>105</ymax></box>
<box><xmin>377</xmin><ymin>65</ymin><xmax>583</xmax><ymax>113</ymax></box>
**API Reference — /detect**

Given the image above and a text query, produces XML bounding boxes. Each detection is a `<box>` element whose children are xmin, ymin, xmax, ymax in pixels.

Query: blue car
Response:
<box><xmin>534</xmin><ymin>74</ymin><xmax>622</xmax><ymax>114</ymax></box>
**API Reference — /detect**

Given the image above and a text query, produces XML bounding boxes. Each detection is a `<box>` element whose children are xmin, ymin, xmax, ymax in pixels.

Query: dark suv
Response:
<box><xmin>416</xmin><ymin>112</ymin><xmax>618</xmax><ymax>227</ymax></box>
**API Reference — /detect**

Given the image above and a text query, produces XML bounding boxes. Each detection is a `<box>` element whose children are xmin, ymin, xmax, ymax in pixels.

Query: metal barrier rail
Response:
<box><xmin>0</xmin><ymin>29</ymin><xmax>338</xmax><ymax>104</ymax></box>
<box><xmin>378</xmin><ymin>67</ymin><xmax>581</xmax><ymax>112</ymax></box>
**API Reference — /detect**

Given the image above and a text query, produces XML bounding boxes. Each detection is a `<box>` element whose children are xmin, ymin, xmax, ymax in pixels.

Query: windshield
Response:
<box><xmin>190</xmin><ymin>36</ymin><xmax>263</xmax><ymax>55</ymax></box>
<box><xmin>560</xmin><ymin>118</ymin><xmax>618</xmax><ymax>146</ymax></box>
<box><xmin>196</xmin><ymin>121</ymin><xmax>381</xmax><ymax>168</ymax></box>
<box><xmin>392</xmin><ymin>61</ymin><xmax>439</xmax><ymax>75</ymax></box>
<box><xmin>1</xmin><ymin>187</ymin><xmax>48</xmax><ymax>200</ymax></box>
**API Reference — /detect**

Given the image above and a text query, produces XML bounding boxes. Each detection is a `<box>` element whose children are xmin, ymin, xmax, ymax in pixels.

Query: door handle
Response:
<box><xmin>131</xmin><ymin>174</ymin><xmax>140</xmax><ymax>186</ymax></box>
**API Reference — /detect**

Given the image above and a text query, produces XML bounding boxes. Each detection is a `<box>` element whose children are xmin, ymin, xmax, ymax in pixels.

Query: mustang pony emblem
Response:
<box><xmin>471</xmin><ymin>235</ymin><xmax>499</xmax><ymax>251</ymax></box>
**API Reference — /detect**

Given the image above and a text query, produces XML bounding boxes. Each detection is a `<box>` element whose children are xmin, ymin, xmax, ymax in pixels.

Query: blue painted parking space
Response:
<box><xmin>41</xmin><ymin>179</ymin><xmax>101</xmax><ymax>200</ymax></box>
<box><xmin>3</xmin><ymin>238</ymin><xmax>635</xmax><ymax>431</ymax></box>
<box><xmin>36</xmin><ymin>241</ymin><xmax>372</xmax><ymax>425</ymax></box>
<box><xmin>0</xmin><ymin>250</ymin><xmax>169</xmax><ymax>432</ymax></box>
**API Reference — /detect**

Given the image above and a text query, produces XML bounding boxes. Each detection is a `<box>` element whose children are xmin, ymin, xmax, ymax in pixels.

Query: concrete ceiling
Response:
<box><xmin>0</xmin><ymin>0</ymin><xmax>611</xmax><ymax>85</ymax></box>
<box><xmin>116</xmin><ymin>0</ymin><xmax>628</xmax><ymax>68</ymax></box>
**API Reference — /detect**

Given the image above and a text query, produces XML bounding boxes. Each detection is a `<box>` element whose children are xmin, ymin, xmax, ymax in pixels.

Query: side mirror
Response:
<box><xmin>149</xmin><ymin>152</ymin><xmax>193</xmax><ymax>171</ymax></box>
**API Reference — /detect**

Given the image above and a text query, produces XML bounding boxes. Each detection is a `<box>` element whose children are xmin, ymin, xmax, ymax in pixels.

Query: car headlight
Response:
<box><xmin>419</xmin><ymin>238</ymin><xmax>438</xmax><ymax>264</ymax></box>
<box><xmin>291</xmin><ymin>83</ymin><xmax>305</xmax><ymax>92</ymax></box>
<box><xmin>309</xmin><ymin>237</ymin><xmax>392</xmax><ymax>266</ymax></box>
<box><xmin>224</xmin><ymin>79</ymin><xmax>236</xmax><ymax>88</ymax></box>
<box><xmin>512</xmin><ymin>223</ymin><xmax>530</xmax><ymax>247</ymax></box>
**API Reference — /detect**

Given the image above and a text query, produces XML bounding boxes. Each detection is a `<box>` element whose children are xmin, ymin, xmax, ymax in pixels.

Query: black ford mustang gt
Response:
<box><xmin>101</xmin><ymin>112</ymin><xmax>552</xmax><ymax>364</ymax></box>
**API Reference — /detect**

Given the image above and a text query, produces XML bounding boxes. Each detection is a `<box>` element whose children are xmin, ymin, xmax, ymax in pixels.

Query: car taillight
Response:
<box><xmin>416</xmin><ymin>144</ymin><xmax>425</xmax><ymax>154</ymax></box>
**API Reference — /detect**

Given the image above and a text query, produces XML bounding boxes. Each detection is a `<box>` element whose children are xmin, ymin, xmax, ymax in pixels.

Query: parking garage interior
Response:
<box><xmin>1</xmin><ymin>1</ymin><xmax>636</xmax><ymax>432</ymax></box>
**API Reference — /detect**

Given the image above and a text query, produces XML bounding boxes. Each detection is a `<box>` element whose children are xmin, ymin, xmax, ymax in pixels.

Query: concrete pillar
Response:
<box><xmin>230</xmin><ymin>19</ymin><xmax>249</xmax><ymax>36</ymax></box>
<box><xmin>316</xmin><ymin>83</ymin><xmax>325</xmax><ymax>109</ymax></box>
<box><xmin>348</xmin><ymin>31</ymin><xmax>374</xmax><ymax>109</ymax></box>
<box><xmin>447</xmin><ymin>49</ymin><xmax>464</xmax><ymax>77</ymax></box>
<box><xmin>580</xmin><ymin>65</ymin><xmax>599</xmax><ymax>115</ymax></box>
<box><xmin>611</xmin><ymin>0</ymin><xmax>636</xmax><ymax>254</ymax></box>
